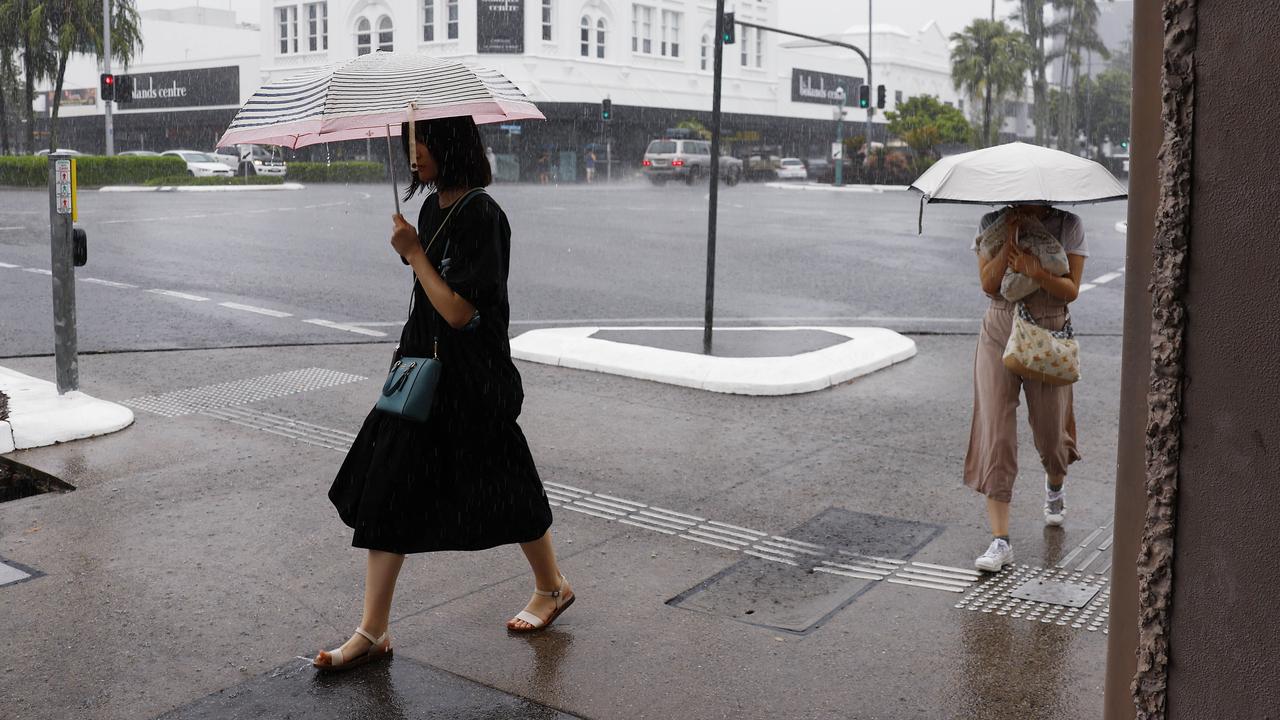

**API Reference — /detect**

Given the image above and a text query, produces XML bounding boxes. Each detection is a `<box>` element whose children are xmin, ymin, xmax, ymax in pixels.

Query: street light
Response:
<box><xmin>833</xmin><ymin>86</ymin><xmax>846</xmax><ymax>187</ymax></box>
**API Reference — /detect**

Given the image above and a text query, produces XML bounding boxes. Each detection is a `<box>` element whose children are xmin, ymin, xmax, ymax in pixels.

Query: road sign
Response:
<box><xmin>832</xmin><ymin>143</ymin><xmax>843</xmax><ymax>161</ymax></box>
<box><xmin>499</xmin><ymin>124</ymin><xmax>522</xmax><ymax>135</ymax></box>
<box><xmin>55</xmin><ymin>160</ymin><xmax>72</xmax><ymax>215</ymax></box>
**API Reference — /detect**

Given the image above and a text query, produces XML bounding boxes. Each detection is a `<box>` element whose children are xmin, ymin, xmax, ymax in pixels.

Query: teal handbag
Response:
<box><xmin>375</xmin><ymin>188</ymin><xmax>486</xmax><ymax>423</ymax></box>
<box><xmin>376</xmin><ymin>355</ymin><xmax>441</xmax><ymax>422</ymax></box>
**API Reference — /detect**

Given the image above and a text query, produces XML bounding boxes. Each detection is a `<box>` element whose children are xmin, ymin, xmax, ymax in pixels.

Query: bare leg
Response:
<box><xmin>507</xmin><ymin>531</ymin><xmax>572</xmax><ymax>630</ymax></box>
<box><xmin>315</xmin><ymin>550</ymin><xmax>404</xmax><ymax>664</ymax></box>
<box><xmin>986</xmin><ymin>497</ymin><xmax>1011</xmax><ymax>538</ymax></box>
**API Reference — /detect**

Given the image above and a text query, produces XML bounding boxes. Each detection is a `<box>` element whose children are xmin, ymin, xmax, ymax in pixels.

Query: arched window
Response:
<box><xmin>377</xmin><ymin>15</ymin><xmax>393</xmax><ymax>52</ymax></box>
<box><xmin>580</xmin><ymin>15</ymin><xmax>590</xmax><ymax>57</ymax></box>
<box><xmin>355</xmin><ymin>17</ymin><xmax>371</xmax><ymax>55</ymax></box>
<box><xmin>700</xmin><ymin>33</ymin><xmax>709</xmax><ymax>70</ymax></box>
<box><xmin>596</xmin><ymin>18</ymin><xmax>606</xmax><ymax>58</ymax></box>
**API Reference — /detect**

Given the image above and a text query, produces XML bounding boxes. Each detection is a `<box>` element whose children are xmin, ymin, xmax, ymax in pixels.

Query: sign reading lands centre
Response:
<box><xmin>124</xmin><ymin>66</ymin><xmax>240</xmax><ymax>110</ymax></box>
<box><xmin>477</xmin><ymin>0</ymin><xmax>524</xmax><ymax>54</ymax></box>
<box><xmin>791</xmin><ymin>68</ymin><xmax>863</xmax><ymax>105</ymax></box>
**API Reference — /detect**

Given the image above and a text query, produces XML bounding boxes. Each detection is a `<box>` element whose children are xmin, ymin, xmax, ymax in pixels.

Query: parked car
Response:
<box><xmin>642</xmin><ymin>138</ymin><xmax>741</xmax><ymax>186</ymax></box>
<box><xmin>212</xmin><ymin>144</ymin><xmax>287</xmax><ymax>176</ymax></box>
<box><xmin>34</xmin><ymin>148</ymin><xmax>82</xmax><ymax>156</ymax></box>
<box><xmin>775</xmin><ymin>157</ymin><xmax>808</xmax><ymax>181</ymax></box>
<box><xmin>161</xmin><ymin>150</ymin><xmax>234</xmax><ymax>177</ymax></box>
<box><xmin>118</xmin><ymin>150</ymin><xmax>160</xmax><ymax>157</ymax></box>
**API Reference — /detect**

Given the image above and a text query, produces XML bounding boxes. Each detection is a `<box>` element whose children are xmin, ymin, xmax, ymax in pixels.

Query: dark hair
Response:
<box><xmin>400</xmin><ymin>116</ymin><xmax>492</xmax><ymax>200</ymax></box>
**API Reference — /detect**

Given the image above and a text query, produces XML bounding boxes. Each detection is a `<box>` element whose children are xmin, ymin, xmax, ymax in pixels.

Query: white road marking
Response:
<box><xmin>219</xmin><ymin>302</ymin><xmax>293</xmax><ymax>318</ymax></box>
<box><xmin>23</xmin><ymin>268</ymin><xmax>52</xmax><ymax>275</ymax></box>
<box><xmin>509</xmin><ymin>315</ymin><xmax>976</xmax><ymax>326</ymax></box>
<box><xmin>302</xmin><ymin>319</ymin><xmax>388</xmax><ymax>337</ymax></box>
<box><xmin>0</xmin><ymin>262</ymin><xmax>20</xmax><ymax>268</ymax></box>
<box><xmin>81</xmin><ymin>278</ymin><xmax>137</xmax><ymax>289</ymax></box>
<box><xmin>1090</xmin><ymin>272</ymin><xmax>1123</xmax><ymax>285</ymax></box>
<box><xmin>348</xmin><ymin>322</ymin><xmax>403</xmax><ymax>327</ymax></box>
<box><xmin>149</xmin><ymin>289</ymin><xmax>209</xmax><ymax>302</ymax></box>
<box><xmin>1078</xmin><ymin>283</ymin><xmax>1097</xmax><ymax>293</ymax></box>
<box><xmin>0</xmin><ymin>226</ymin><xmax>24</xmax><ymax>231</ymax></box>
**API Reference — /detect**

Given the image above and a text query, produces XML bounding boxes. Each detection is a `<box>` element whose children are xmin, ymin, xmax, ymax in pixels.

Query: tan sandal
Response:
<box><xmin>313</xmin><ymin>627</ymin><xmax>392</xmax><ymax>671</ymax></box>
<box><xmin>507</xmin><ymin>575</ymin><xmax>575</xmax><ymax>633</ymax></box>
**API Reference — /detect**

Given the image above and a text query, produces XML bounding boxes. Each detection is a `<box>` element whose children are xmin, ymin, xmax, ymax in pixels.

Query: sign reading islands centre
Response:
<box><xmin>791</xmin><ymin>68</ymin><xmax>864</xmax><ymax>105</ymax></box>
<box><xmin>125</xmin><ymin>66</ymin><xmax>240</xmax><ymax>110</ymax></box>
<box><xmin>477</xmin><ymin>0</ymin><xmax>524</xmax><ymax>54</ymax></box>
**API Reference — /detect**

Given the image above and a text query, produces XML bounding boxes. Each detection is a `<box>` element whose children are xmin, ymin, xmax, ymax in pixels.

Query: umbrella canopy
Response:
<box><xmin>910</xmin><ymin>142</ymin><xmax>1128</xmax><ymax>206</ymax></box>
<box><xmin>217</xmin><ymin>51</ymin><xmax>544</xmax><ymax>149</ymax></box>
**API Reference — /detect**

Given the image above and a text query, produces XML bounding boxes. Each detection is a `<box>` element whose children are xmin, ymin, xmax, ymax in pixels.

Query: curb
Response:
<box><xmin>99</xmin><ymin>183</ymin><xmax>306</xmax><ymax>193</ymax></box>
<box><xmin>763</xmin><ymin>182</ymin><xmax>910</xmax><ymax>193</ymax></box>
<box><xmin>0</xmin><ymin>366</ymin><xmax>134</xmax><ymax>452</ymax></box>
<box><xmin>510</xmin><ymin>326</ymin><xmax>917</xmax><ymax>395</ymax></box>
<box><xmin>1115</xmin><ymin>221</ymin><xmax>1128</xmax><ymax>234</ymax></box>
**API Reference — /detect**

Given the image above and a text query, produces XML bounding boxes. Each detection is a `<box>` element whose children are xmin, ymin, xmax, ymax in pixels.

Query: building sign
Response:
<box><xmin>123</xmin><ymin>66</ymin><xmax>240</xmax><ymax>110</ymax></box>
<box><xmin>791</xmin><ymin>68</ymin><xmax>863</xmax><ymax>105</ymax></box>
<box><xmin>477</xmin><ymin>0</ymin><xmax>524</xmax><ymax>54</ymax></box>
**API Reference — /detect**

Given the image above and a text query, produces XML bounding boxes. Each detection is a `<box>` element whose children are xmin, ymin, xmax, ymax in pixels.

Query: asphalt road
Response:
<box><xmin>0</xmin><ymin>181</ymin><xmax>1129</xmax><ymax>357</ymax></box>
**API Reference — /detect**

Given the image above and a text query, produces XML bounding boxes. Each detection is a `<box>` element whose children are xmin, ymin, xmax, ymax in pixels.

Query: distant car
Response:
<box><xmin>775</xmin><ymin>157</ymin><xmax>808</xmax><ymax>181</ymax></box>
<box><xmin>642</xmin><ymin>138</ymin><xmax>741</xmax><ymax>186</ymax></box>
<box><xmin>34</xmin><ymin>148</ymin><xmax>83</xmax><ymax>156</ymax></box>
<box><xmin>117</xmin><ymin>150</ymin><xmax>160</xmax><ymax>157</ymax></box>
<box><xmin>161</xmin><ymin>150</ymin><xmax>234</xmax><ymax>177</ymax></box>
<box><xmin>212</xmin><ymin>144</ymin><xmax>287</xmax><ymax>177</ymax></box>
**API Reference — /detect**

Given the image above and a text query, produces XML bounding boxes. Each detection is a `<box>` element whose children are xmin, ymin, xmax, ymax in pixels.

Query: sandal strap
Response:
<box><xmin>353</xmin><ymin>627</ymin><xmax>385</xmax><ymax>646</ymax></box>
<box><xmin>514</xmin><ymin>610</ymin><xmax>545</xmax><ymax>629</ymax></box>
<box><xmin>533</xmin><ymin>574</ymin><xmax>566</xmax><ymax>599</ymax></box>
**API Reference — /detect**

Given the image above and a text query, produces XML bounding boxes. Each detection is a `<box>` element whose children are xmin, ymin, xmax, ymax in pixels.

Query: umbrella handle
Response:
<box><xmin>386</xmin><ymin>125</ymin><xmax>400</xmax><ymax>215</ymax></box>
<box><xmin>407</xmin><ymin>102</ymin><xmax>418</xmax><ymax>173</ymax></box>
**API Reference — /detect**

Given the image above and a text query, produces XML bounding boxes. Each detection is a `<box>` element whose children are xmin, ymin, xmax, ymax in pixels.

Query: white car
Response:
<box><xmin>212</xmin><ymin>144</ymin><xmax>287</xmax><ymax>177</ymax></box>
<box><xmin>775</xmin><ymin>157</ymin><xmax>808</xmax><ymax>181</ymax></box>
<box><xmin>162</xmin><ymin>150</ymin><xmax>234</xmax><ymax>177</ymax></box>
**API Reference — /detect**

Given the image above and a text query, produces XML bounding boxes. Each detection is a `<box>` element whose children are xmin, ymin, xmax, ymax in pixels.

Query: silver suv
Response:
<box><xmin>643</xmin><ymin>139</ymin><xmax>742</xmax><ymax>186</ymax></box>
<box><xmin>212</xmin><ymin>144</ymin><xmax>287</xmax><ymax>177</ymax></box>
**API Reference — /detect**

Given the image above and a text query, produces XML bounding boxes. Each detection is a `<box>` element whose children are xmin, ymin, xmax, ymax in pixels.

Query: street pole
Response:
<box><xmin>865</xmin><ymin>0</ymin><xmax>873</xmax><ymax>159</ymax></box>
<box><xmin>834</xmin><ymin>90</ymin><xmax>845</xmax><ymax>187</ymax></box>
<box><xmin>103</xmin><ymin>0</ymin><xmax>113</xmax><ymax>155</ymax></box>
<box><xmin>704</xmin><ymin>0</ymin><xmax>727</xmax><ymax>355</ymax></box>
<box><xmin>47</xmin><ymin>153</ymin><xmax>79</xmax><ymax>393</ymax></box>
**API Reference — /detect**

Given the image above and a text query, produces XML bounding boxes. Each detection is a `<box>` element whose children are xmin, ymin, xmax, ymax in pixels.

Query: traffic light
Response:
<box><xmin>857</xmin><ymin>84</ymin><xmax>870</xmax><ymax>109</ymax></box>
<box><xmin>876</xmin><ymin>84</ymin><xmax>886</xmax><ymax>109</ymax></box>
<box><xmin>100</xmin><ymin>73</ymin><xmax>115</xmax><ymax>102</ymax></box>
<box><xmin>601</xmin><ymin>98</ymin><xmax>612</xmax><ymax>121</ymax></box>
<box><xmin>1120</xmin><ymin>139</ymin><xmax>1129</xmax><ymax>150</ymax></box>
<box><xmin>115</xmin><ymin>75</ymin><xmax>133</xmax><ymax>103</ymax></box>
<box><xmin>722</xmin><ymin>12</ymin><xmax>735</xmax><ymax>44</ymax></box>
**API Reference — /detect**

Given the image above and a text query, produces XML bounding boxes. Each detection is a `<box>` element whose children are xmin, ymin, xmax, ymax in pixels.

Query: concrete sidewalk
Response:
<box><xmin>0</xmin><ymin>335</ymin><xmax>1121</xmax><ymax>719</ymax></box>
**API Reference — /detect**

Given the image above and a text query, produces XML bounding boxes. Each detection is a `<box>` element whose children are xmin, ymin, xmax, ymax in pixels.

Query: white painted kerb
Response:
<box><xmin>510</xmin><ymin>326</ymin><xmax>917</xmax><ymax>396</ymax></box>
<box><xmin>0</xmin><ymin>366</ymin><xmax>134</xmax><ymax>451</ymax></box>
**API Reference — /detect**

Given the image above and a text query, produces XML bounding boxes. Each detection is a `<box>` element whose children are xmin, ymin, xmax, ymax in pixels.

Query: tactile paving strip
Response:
<box><xmin>955</xmin><ymin>563</ymin><xmax>1111</xmax><ymax>634</ymax></box>
<box><xmin>123</xmin><ymin>368</ymin><xmax>366</xmax><ymax>417</ymax></box>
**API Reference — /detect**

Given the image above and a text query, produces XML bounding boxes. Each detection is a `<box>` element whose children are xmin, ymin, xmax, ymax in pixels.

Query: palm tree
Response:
<box><xmin>1013</xmin><ymin>0</ymin><xmax>1051</xmax><ymax>144</ymax></box>
<box><xmin>1048</xmin><ymin>0</ymin><xmax>1110</xmax><ymax>150</ymax></box>
<box><xmin>0</xmin><ymin>0</ymin><xmax>55</xmax><ymax>152</ymax></box>
<box><xmin>0</xmin><ymin>23</ymin><xmax>17</xmax><ymax>153</ymax></box>
<box><xmin>950</xmin><ymin>20</ymin><xmax>1035</xmax><ymax>147</ymax></box>
<box><xmin>47</xmin><ymin>0</ymin><xmax>142</xmax><ymax>149</ymax></box>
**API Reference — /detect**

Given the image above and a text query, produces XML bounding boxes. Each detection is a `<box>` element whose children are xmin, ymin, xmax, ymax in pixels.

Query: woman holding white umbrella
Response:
<box><xmin>911</xmin><ymin>142</ymin><xmax>1126</xmax><ymax>572</ymax></box>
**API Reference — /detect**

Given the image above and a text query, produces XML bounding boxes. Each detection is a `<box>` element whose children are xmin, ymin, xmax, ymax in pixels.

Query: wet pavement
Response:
<box><xmin>0</xmin><ymin>329</ymin><xmax>1119</xmax><ymax>719</ymax></box>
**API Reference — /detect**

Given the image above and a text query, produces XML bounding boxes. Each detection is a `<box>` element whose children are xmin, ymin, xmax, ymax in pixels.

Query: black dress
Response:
<box><xmin>329</xmin><ymin>191</ymin><xmax>553</xmax><ymax>554</ymax></box>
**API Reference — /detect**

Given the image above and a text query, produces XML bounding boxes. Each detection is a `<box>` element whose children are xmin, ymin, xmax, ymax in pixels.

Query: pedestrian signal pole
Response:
<box><xmin>103</xmin><ymin>0</ymin><xmax>114</xmax><ymax>155</ymax></box>
<box><xmin>48</xmin><ymin>152</ymin><xmax>87</xmax><ymax>393</ymax></box>
<box><xmin>703</xmin><ymin>1</ymin><xmax>728</xmax><ymax>355</ymax></box>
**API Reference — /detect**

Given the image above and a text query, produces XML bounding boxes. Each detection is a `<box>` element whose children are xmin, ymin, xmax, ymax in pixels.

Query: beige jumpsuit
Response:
<box><xmin>963</xmin><ymin>214</ymin><xmax>1083</xmax><ymax>503</ymax></box>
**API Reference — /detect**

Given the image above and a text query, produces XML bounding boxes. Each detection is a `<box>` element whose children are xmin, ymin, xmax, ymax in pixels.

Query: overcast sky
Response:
<box><xmin>149</xmin><ymin>0</ymin><xmax>1024</xmax><ymax>38</ymax></box>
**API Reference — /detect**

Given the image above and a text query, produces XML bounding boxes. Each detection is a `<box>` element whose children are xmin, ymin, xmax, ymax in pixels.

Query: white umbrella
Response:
<box><xmin>217</xmin><ymin>51</ymin><xmax>544</xmax><ymax>210</ymax></box>
<box><xmin>909</xmin><ymin>142</ymin><xmax>1127</xmax><ymax>232</ymax></box>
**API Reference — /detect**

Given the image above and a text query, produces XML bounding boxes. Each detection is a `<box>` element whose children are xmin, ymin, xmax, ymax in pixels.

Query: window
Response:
<box><xmin>740</xmin><ymin>25</ymin><xmax>748</xmax><ymax>66</ymax></box>
<box><xmin>447</xmin><ymin>0</ymin><xmax>458</xmax><ymax>39</ymax></box>
<box><xmin>542</xmin><ymin>0</ymin><xmax>553</xmax><ymax>41</ymax></box>
<box><xmin>580</xmin><ymin>15</ymin><xmax>590</xmax><ymax>56</ymax></box>
<box><xmin>423</xmin><ymin>0</ymin><xmax>434</xmax><ymax>41</ymax></box>
<box><xmin>632</xmin><ymin>5</ymin><xmax>652</xmax><ymax>54</ymax></box>
<box><xmin>277</xmin><ymin>6</ymin><xmax>298</xmax><ymax>54</ymax></box>
<box><xmin>753</xmin><ymin>27</ymin><xmax>762</xmax><ymax>66</ymax></box>
<box><xmin>305</xmin><ymin>2</ymin><xmax>327</xmax><ymax>51</ymax></box>
<box><xmin>660</xmin><ymin>10</ymin><xmax>680</xmax><ymax>58</ymax></box>
<box><xmin>700</xmin><ymin>33</ymin><xmax>709</xmax><ymax>70</ymax></box>
<box><xmin>355</xmin><ymin>17</ymin><xmax>371</xmax><ymax>55</ymax></box>
<box><xmin>377</xmin><ymin>15</ymin><xmax>393</xmax><ymax>51</ymax></box>
<box><xmin>895</xmin><ymin>90</ymin><xmax>903</xmax><ymax>105</ymax></box>
<box><xmin>596</xmin><ymin>18</ymin><xmax>606</xmax><ymax>58</ymax></box>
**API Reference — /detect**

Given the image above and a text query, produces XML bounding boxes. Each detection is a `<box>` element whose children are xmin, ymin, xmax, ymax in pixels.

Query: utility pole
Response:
<box><xmin>704</xmin><ymin>0</ymin><xmax>727</xmax><ymax>355</ymax></box>
<box><xmin>865</xmin><ymin>1</ymin><xmax>873</xmax><ymax>157</ymax></box>
<box><xmin>834</xmin><ymin>87</ymin><xmax>846</xmax><ymax>187</ymax></box>
<box><xmin>103</xmin><ymin>0</ymin><xmax>113</xmax><ymax>155</ymax></box>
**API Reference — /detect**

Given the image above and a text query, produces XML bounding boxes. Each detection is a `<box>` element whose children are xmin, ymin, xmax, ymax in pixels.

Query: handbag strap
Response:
<box><xmin>1015</xmin><ymin>301</ymin><xmax>1075</xmax><ymax>340</ymax></box>
<box><xmin>407</xmin><ymin>188</ymin><xmax>488</xmax><ymax>358</ymax></box>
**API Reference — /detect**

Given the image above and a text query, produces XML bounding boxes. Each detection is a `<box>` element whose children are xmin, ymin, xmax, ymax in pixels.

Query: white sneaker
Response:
<box><xmin>974</xmin><ymin>538</ymin><xmax>1014</xmax><ymax>572</ymax></box>
<box><xmin>1044</xmin><ymin>480</ymin><xmax>1066</xmax><ymax>527</ymax></box>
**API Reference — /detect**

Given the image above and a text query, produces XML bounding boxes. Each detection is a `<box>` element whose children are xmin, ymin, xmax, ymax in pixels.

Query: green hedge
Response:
<box><xmin>143</xmin><ymin>175</ymin><xmax>286</xmax><ymax>187</ymax></box>
<box><xmin>0</xmin><ymin>155</ymin><xmax>187</xmax><ymax>187</ymax></box>
<box><xmin>286</xmin><ymin>161</ymin><xmax>385</xmax><ymax>183</ymax></box>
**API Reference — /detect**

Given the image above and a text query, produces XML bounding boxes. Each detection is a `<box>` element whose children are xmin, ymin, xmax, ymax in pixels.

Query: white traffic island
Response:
<box><xmin>0</xmin><ymin>366</ymin><xmax>134</xmax><ymax>453</ymax></box>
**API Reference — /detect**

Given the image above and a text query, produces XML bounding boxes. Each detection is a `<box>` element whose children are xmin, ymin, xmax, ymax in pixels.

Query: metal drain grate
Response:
<box><xmin>955</xmin><ymin>564</ymin><xmax>1111</xmax><ymax>633</ymax></box>
<box><xmin>123</xmin><ymin>368</ymin><xmax>366</xmax><ymax>417</ymax></box>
